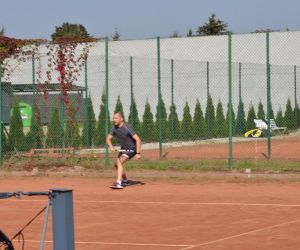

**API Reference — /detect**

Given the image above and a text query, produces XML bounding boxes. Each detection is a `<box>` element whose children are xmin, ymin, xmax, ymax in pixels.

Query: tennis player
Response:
<box><xmin>106</xmin><ymin>112</ymin><xmax>142</xmax><ymax>189</ymax></box>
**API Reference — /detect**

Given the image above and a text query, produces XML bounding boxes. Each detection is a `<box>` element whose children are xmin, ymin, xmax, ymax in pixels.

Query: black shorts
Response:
<box><xmin>118</xmin><ymin>149</ymin><xmax>136</xmax><ymax>160</ymax></box>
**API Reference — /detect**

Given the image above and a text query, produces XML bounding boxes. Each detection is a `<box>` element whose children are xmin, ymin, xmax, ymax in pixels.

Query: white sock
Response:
<box><xmin>117</xmin><ymin>180</ymin><xmax>122</xmax><ymax>185</ymax></box>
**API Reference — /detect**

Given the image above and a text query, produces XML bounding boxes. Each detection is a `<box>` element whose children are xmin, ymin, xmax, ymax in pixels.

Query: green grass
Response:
<box><xmin>1</xmin><ymin>156</ymin><xmax>300</xmax><ymax>174</ymax></box>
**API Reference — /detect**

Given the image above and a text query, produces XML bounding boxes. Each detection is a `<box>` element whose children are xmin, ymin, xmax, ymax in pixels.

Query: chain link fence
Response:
<box><xmin>1</xmin><ymin>31</ymin><xmax>300</xmax><ymax>166</ymax></box>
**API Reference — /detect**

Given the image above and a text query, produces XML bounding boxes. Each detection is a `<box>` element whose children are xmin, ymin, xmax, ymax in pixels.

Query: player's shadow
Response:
<box><xmin>127</xmin><ymin>180</ymin><xmax>145</xmax><ymax>186</ymax></box>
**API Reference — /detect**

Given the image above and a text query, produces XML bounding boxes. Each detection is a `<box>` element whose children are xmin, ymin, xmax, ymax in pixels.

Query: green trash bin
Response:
<box><xmin>10</xmin><ymin>102</ymin><xmax>32</xmax><ymax>127</ymax></box>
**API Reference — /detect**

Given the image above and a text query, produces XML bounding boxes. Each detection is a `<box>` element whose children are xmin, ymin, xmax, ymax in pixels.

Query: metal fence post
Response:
<box><xmin>105</xmin><ymin>37</ymin><xmax>109</xmax><ymax>166</ymax></box>
<box><xmin>157</xmin><ymin>37</ymin><xmax>163</xmax><ymax>159</ymax></box>
<box><xmin>206</xmin><ymin>61</ymin><xmax>210</xmax><ymax>98</ymax></box>
<box><xmin>266</xmin><ymin>32</ymin><xmax>271</xmax><ymax>159</ymax></box>
<box><xmin>130</xmin><ymin>56</ymin><xmax>134</xmax><ymax>124</ymax></box>
<box><xmin>51</xmin><ymin>189</ymin><xmax>75</xmax><ymax>250</ymax></box>
<box><xmin>294</xmin><ymin>65</ymin><xmax>298</xmax><ymax>128</ymax></box>
<box><xmin>239</xmin><ymin>62</ymin><xmax>242</xmax><ymax>101</ymax></box>
<box><xmin>0</xmin><ymin>62</ymin><xmax>2</xmax><ymax>161</ymax></box>
<box><xmin>84</xmin><ymin>57</ymin><xmax>89</xmax><ymax>146</ymax></box>
<box><xmin>228</xmin><ymin>32</ymin><xmax>233</xmax><ymax>169</ymax></box>
<box><xmin>170</xmin><ymin>59</ymin><xmax>174</xmax><ymax>140</ymax></box>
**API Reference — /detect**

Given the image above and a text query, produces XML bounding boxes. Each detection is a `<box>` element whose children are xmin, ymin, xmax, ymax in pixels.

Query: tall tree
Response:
<box><xmin>141</xmin><ymin>100</ymin><xmax>155</xmax><ymax>142</ymax></box>
<box><xmin>205</xmin><ymin>95</ymin><xmax>215</xmax><ymax>137</ymax></box>
<box><xmin>235</xmin><ymin>100</ymin><xmax>246</xmax><ymax>135</ymax></box>
<box><xmin>257</xmin><ymin>100</ymin><xmax>266</xmax><ymax>120</ymax></box>
<box><xmin>114</xmin><ymin>95</ymin><xmax>125</xmax><ymax>119</ymax></box>
<box><xmin>196</xmin><ymin>14</ymin><xmax>228</xmax><ymax>36</ymax></box>
<box><xmin>181</xmin><ymin>101</ymin><xmax>193</xmax><ymax>140</ymax></box>
<box><xmin>168</xmin><ymin>104</ymin><xmax>181</xmax><ymax>140</ymax></box>
<box><xmin>65</xmin><ymin>103</ymin><xmax>81</xmax><ymax>148</ymax></box>
<box><xmin>95</xmin><ymin>91</ymin><xmax>110</xmax><ymax>146</ymax></box>
<box><xmin>187</xmin><ymin>29</ymin><xmax>193</xmax><ymax>37</ymax></box>
<box><xmin>246</xmin><ymin>104</ymin><xmax>257</xmax><ymax>131</ymax></box>
<box><xmin>111</xmin><ymin>28</ymin><xmax>120</xmax><ymax>41</ymax></box>
<box><xmin>0</xmin><ymin>26</ymin><xmax>5</xmax><ymax>36</ymax></box>
<box><xmin>51</xmin><ymin>22</ymin><xmax>90</xmax><ymax>42</ymax></box>
<box><xmin>128</xmin><ymin>96</ymin><xmax>141</xmax><ymax>134</ymax></box>
<box><xmin>284</xmin><ymin>98</ymin><xmax>295</xmax><ymax>129</ymax></box>
<box><xmin>8</xmin><ymin>98</ymin><xmax>27</xmax><ymax>151</ymax></box>
<box><xmin>46</xmin><ymin>104</ymin><xmax>63</xmax><ymax>148</ymax></box>
<box><xmin>82</xmin><ymin>96</ymin><xmax>97</xmax><ymax>147</ymax></box>
<box><xmin>193</xmin><ymin>99</ymin><xmax>206</xmax><ymax>138</ymax></box>
<box><xmin>170</xmin><ymin>31</ymin><xmax>180</xmax><ymax>38</ymax></box>
<box><xmin>156</xmin><ymin>96</ymin><xmax>168</xmax><ymax>140</ymax></box>
<box><xmin>225</xmin><ymin>102</ymin><xmax>236</xmax><ymax>137</ymax></box>
<box><xmin>215</xmin><ymin>100</ymin><xmax>227</xmax><ymax>137</ymax></box>
<box><xmin>275</xmin><ymin>107</ymin><xmax>284</xmax><ymax>127</ymax></box>
<box><xmin>27</xmin><ymin>104</ymin><xmax>44</xmax><ymax>149</ymax></box>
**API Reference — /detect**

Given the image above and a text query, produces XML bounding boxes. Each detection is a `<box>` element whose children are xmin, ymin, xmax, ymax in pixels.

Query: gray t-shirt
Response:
<box><xmin>110</xmin><ymin>123</ymin><xmax>136</xmax><ymax>149</ymax></box>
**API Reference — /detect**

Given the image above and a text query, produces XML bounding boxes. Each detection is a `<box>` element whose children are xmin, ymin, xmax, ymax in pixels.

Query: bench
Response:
<box><xmin>254</xmin><ymin>119</ymin><xmax>287</xmax><ymax>132</ymax></box>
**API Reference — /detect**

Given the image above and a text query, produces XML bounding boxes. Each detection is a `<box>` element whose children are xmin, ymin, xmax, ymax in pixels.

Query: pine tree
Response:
<box><xmin>246</xmin><ymin>104</ymin><xmax>257</xmax><ymax>131</ymax></box>
<box><xmin>294</xmin><ymin>104</ymin><xmax>300</xmax><ymax>128</ymax></box>
<box><xmin>276</xmin><ymin>107</ymin><xmax>284</xmax><ymax>127</ymax></box>
<box><xmin>82</xmin><ymin>96</ymin><xmax>97</xmax><ymax>147</ymax></box>
<box><xmin>27</xmin><ymin>104</ymin><xmax>44</xmax><ymax>149</ymax></box>
<box><xmin>156</xmin><ymin>96</ymin><xmax>168</xmax><ymax>140</ymax></box>
<box><xmin>215</xmin><ymin>100</ymin><xmax>227</xmax><ymax>137</ymax></box>
<box><xmin>193</xmin><ymin>99</ymin><xmax>206</xmax><ymax>139</ymax></box>
<box><xmin>205</xmin><ymin>95</ymin><xmax>215</xmax><ymax>137</ymax></box>
<box><xmin>168</xmin><ymin>103</ymin><xmax>181</xmax><ymax>140</ymax></box>
<box><xmin>181</xmin><ymin>101</ymin><xmax>193</xmax><ymax>140</ymax></box>
<box><xmin>65</xmin><ymin>103</ymin><xmax>81</xmax><ymax>148</ymax></box>
<box><xmin>46</xmin><ymin>104</ymin><xmax>63</xmax><ymax>148</ymax></box>
<box><xmin>128</xmin><ymin>96</ymin><xmax>141</xmax><ymax>134</ymax></box>
<box><xmin>226</xmin><ymin>103</ymin><xmax>236</xmax><ymax>136</ymax></box>
<box><xmin>114</xmin><ymin>95</ymin><xmax>125</xmax><ymax>119</ymax></box>
<box><xmin>257</xmin><ymin>100</ymin><xmax>266</xmax><ymax>120</ymax></box>
<box><xmin>235</xmin><ymin>99</ymin><xmax>246</xmax><ymax>135</ymax></box>
<box><xmin>141</xmin><ymin>100</ymin><xmax>155</xmax><ymax>142</ymax></box>
<box><xmin>95</xmin><ymin>91</ymin><xmax>110</xmax><ymax>146</ymax></box>
<box><xmin>284</xmin><ymin>98</ymin><xmax>295</xmax><ymax>129</ymax></box>
<box><xmin>8</xmin><ymin>98</ymin><xmax>27</xmax><ymax>151</ymax></box>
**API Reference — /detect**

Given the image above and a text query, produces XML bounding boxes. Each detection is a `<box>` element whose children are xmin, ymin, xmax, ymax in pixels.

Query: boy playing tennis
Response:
<box><xmin>106</xmin><ymin>112</ymin><xmax>142</xmax><ymax>189</ymax></box>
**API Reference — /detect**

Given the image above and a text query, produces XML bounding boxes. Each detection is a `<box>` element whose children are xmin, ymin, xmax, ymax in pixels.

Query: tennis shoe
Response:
<box><xmin>110</xmin><ymin>182</ymin><xmax>124</xmax><ymax>189</ymax></box>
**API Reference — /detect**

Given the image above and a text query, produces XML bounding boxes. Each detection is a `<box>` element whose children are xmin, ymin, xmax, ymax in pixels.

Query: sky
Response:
<box><xmin>1</xmin><ymin>0</ymin><xmax>300</xmax><ymax>40</ymax></box>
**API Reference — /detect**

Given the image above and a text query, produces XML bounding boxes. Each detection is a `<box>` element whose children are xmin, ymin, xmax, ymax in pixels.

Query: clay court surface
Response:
<box><xmin>1</xmin><ymin>176</ymin><xmax>300</xmax><ymax>250</ymax></box>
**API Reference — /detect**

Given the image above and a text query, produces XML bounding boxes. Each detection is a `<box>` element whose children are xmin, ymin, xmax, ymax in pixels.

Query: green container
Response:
<box><xmin>10</xmin><ymin>102</ymin><xmax>32</xmax><ymax>127</ymax></box>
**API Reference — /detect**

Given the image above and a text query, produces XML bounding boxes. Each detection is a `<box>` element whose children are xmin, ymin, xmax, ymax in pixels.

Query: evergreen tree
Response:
<box><xmin>276</xmin><ymin>107</ymin><xmax>284</xmax><ymax>127</ymax></box>
<box><xmin>95</xmin><ymin>91</ymin><xmax>111</xmax><ymax>146</ymax></box>
<box><xmin>65</xmin><ymin>103</ymin><xmax>81</xmax><ymax>148</ymax></box>
<box><xmin>51</xmin><ymin>22</ymin><xmax>91</xmax><ymax>42</ymax></box>
<box><xmin>46</xmin><ymin>104</ymin><xmax>63</xmax><ymax>148</ymax></box>
<box><xmin>193</xmin><ymin>99</ymin><xmax>206</xmax><ymax>139</ymax></box>
<box><xmin>82</xmin><ymin>96</ymin><xmax>97</xmax><ymax>147</ymax></box>
<box><xmin>225</xmin><ymin>102</ymin><xmax>236</xmax><ymax>137</ymax></box>
<box><xmin>8</xmin><ymin>98</ymin><xmax>27</xmax><ymax>151</ymax></box>
<box><xmin>141</xmin><ymin>100</ymin><xmax>155</xmax><ymax>142</ymax></box>
<box><xmin>215</xmin><ymin>100</ymin><xmax>227</xmax><ymax>137</ymax></box>
<box><xmin>128</xmin><ymin>96</ymin><xmax>141</xmax><ymax>134</ymax></box>
<box><xmin>246</xmin><ymin>104</ymin><xmax>257</xmax><ymax>131</ymax></box>
<box><xmin>181</xmin><ymin>101</ymin><xmax>193</xmax><ymax>140</ymax></box>
<box><xmin>27</xmin><ymin>104</ymin><xmax>44</xmax><ymax>149</ymax></box>
<box><xmin>294</xmin><ymin>104</ymin><xmax>300</xmax><ymax>128</ymax></box>
<box><xmin>168</xmin><ymin>103</ymin><xmax>181</xmax><ymax>140</ymax></box>
<box><xmin>205</xmin><ymin>95</ymin><xmax>215</xmax><ymax>137</ymax></box>
<box><xmin>114</xmin><ymin>95</ymin><xmax>125</xmax><ymax>119</ymax></box>
<box><xmin>156</xmin><ymin>96</ymin><xmax>168</xmax><ymax>140</ymax></box>
<box><xmin>235</xmin><ymin>99</ymin><xmax>246</xmax><ymax>135</ymax></box>
<box><xmin>284</xmin><ymin>98</ymin><xmax>295</xmax><ymax>129</ymax></box>
<box><xmin>196</xmin><ymin>14</ymin><xmax>228</xmax><ymax>36</ymax></box>
<box><xmin>257</xmin><ymin>100</ymin><xmax>266</xmax><ymax>120</ymax></box>
<box><xmin>187</xmin><ymin>29</ymin><xmax>193</xmax><ymax>37</ymax></box>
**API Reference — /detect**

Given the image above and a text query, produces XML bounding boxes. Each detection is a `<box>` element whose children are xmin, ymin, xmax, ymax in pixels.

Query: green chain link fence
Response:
<box><xmin>1</xmin><ymin>31</ymin><xmax>299</xmax><ymax>167</ymax></box>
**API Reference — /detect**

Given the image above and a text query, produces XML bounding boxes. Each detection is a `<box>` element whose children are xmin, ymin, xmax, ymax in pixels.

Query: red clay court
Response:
<box><xmin>0</xmin><ymin>176</ymin><xmax>300</xmax><ymax>250</ymax></box>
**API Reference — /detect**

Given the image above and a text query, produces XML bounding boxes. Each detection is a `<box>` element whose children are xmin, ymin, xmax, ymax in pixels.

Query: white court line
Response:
<box><xmin>179</xmin><ymin>219</ymin><xmax>300</xmax><ymax>250</ymax></box>
<box><xmin>1</xmin><ymin>199</ymin><xmax>300</xmax><ymax>207</ymax></box>
<box><xmin>21</xmin><ymin>240</ymin><xmax>192</xmax><ymax>248</ymax></box>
